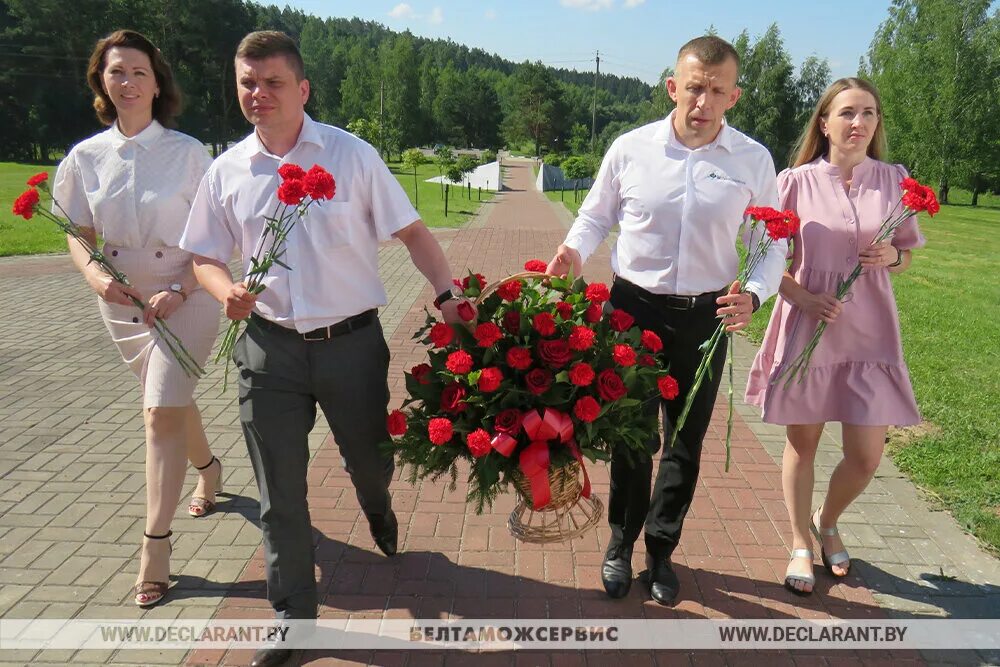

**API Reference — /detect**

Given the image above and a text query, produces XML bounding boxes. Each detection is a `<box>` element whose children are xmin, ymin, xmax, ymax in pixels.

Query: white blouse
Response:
<box><xmin>52</xmin><ymin>121</ymin><xmax>212</xmax><ymax>248</ymax></box>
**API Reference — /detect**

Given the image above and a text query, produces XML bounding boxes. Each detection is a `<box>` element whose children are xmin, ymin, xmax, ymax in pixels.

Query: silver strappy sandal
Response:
<box><xmin>783</xmin><ymin>548</ymin><xmax>815</xmax><ymax>596</ymax></box>
<box><xmin>811</xmin><ymin>509</ymin><xmax>850</xmax><ymax>576</ymax></box>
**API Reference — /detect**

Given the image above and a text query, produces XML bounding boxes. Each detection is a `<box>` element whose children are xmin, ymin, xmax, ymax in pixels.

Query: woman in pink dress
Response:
<box><xmin>745</xmin><ymin>78</ymin><xmax>924</xmax><ymax>595</ymax></box>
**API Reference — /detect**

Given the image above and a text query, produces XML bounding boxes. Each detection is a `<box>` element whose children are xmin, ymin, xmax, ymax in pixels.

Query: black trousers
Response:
<box><xmin>607</xmin><ymin>278</ymin><xmax>728</xmax><ymax>558</ymax></box>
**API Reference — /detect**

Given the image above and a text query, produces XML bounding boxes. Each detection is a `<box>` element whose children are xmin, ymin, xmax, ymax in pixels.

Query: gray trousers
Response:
<box><xmin>233</xmin><ymin>315</ymin><xmax>394</xmax><ymax>620</ymax></box>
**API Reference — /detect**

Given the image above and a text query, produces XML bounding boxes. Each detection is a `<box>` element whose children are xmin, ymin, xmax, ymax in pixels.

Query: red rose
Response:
<box><xmin>457</xmin><ymin>301</ymin><xmax>476</xmax><ymax>322</ymax></box>
<box><xmin>555</xmin><ymin>301</ymin><xmax>573</xmax><ymax>320</ymax></box>
<box><xmin>410</xmin><ymin>363</ymin><xmax>432</xmax><ymax>384</ymax></box>
<box><xmin>440</xmin><ymin>382</ymin><xmax>467</xmax><ymax>413</ymax></box>
<box><xmin>494</xmin><ymin>408</ymin><xmax>523</xmax><ymax>434</ymax></box>
<box><xmin>568</xmin><ymin>362</ymin><xmax>595</xmax><ymax>386</ymax></box>
<box><xmin>277</xmin><ymin>178</ymin><xmax>306</xmax><ymax>205</ymax></box>
<box><xmin>26</xmin><ymin>172</ymin><xmax>48</xmax><ymax>187</ymax></box>
<box><xmin>573</xmin><ymin>396</ymin><xmax>601</xmax><ymax>423</ymax></box>
<box><xmin>502</xmin><ymin>310</ymin><xmax>522</xmax><ymax>334</ymax></box>
<box><xmin>609</xmin><ymin>309</ymin><xmax>635</xmax><ymax>332</ymax></box>
<box><xmin>429</xmin><ymin>323</ymin><xmax>454</xmax><ymax>348</ymax></box>
<box><xmin>585</xmin><ymin>282</ymin><xmax>610</xmax><ymax>304</ymax></box>
<box><xmin>537</xmin><ymin>339</ymin><xmax>572</xmax><ymax>368</ymax></box>
<box><xmin>386</xmin><ymin>409</ymin><xmax>407</xmax><ymax>436</ymax></box>
<box><xmin>12</xmin><ymin>188</ymin><xmax>39</xmax><ymax>219</ymax></box>
<box><xmin>478</xmin><ymin>367</ymin><xmax>503</xmax><ymax>392</ymax></box>
<box><xmin>523</xmin><ymin>259</ymin><xmax>547</xmax><ymax>272</ymax></box>
<box><xmin>462</xmin><ymin>273</ymin><xmax>487</xmax><ymax>291</ymax></box>
<box><xmin>474</xmin><ymin>322</ymin><xmax>503</xmax><ymax>347</ymax></box>
<box><xmin>428</xmin><ymin>417</ymin><xmax>453</xmax><ymax>445</ymax></box>
<box><xmin>596</xmin><ymin>369</ymin><xmax>626</xmax><ymax>402</ymax></box>
<box><xmin>584</xmin><ymin>303</ymin><xmax>603</xmax><ymax>323</ymax></box>
<box><xmin>638</xmin><ymin>354</ymin><xmax>656</xmax><ymax>367</ymax></box>
<box><xmin>641</xmin><ymin>330</ymin><xmax>663</xmax><ymax>352</ymax></box>
<box><xmin>445</xmin><ymin>350</ymin><xmax>473</xmax><ymax>375</ymax></box>
<box><xmin>568</xmin><ymin>325</ymin><xmax>596</xmax><ymax>351</ymax></box>
<box><xmin>303</xmin><ymin>164</ymin><xmax>336</xmax><ymax>200</ymax></box>
<box><xmin>612</xmin><ymin>344</ymin><xmax>637</xmax><ymax>367</ymax></box>
<box><xmin>466</xmin><ymin>429</ymin><xmax>492</xmax><ymax>458</ymax></box>
<box><xmin>524</xmin><ymin>368</ymin><xmax>553</xmax><ymax>395</ymax></box>
<box><xmin>532</xmin><ymin>312</ymin><xmax>556</xmax><ymax>336</ymax></box>
<box><xmin>496</xmin><ymin>280</ymin><xmax>522</xmax><ymax>301</ymax></box>
<box><xmin>506</xmin><ymin>347</ymin><xmax>533</xmax><ymax>370</ymax></box>
<box><xmin>658</xmin><ymin>375</ymin><xmax>680</xmax><ymax>400</ymax></box>
<box><xmin>278</xmin><ymin>164</ymin><xmax>306</xmax><ymax>181</ymax></box>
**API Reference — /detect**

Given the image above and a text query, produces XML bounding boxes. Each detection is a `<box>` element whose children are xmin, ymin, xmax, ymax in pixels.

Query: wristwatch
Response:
<box><xmin>169</xmin><ymin>283</ymin><xmax>188</xmax><ymax>301</ymax></box>
<box><xmin>750</xmin><ymin>292</ymin><xmax>761</xmax><ymax>313</ymax></box>
<box><xmin>888</xmin><ymin>247</ymin><xmax>903</xmax><ymax>268</ymax></box>
<box><xmin>433</xmin><ymin>287</ymin><xmax>458</xmax><ymax>310</ymax></box>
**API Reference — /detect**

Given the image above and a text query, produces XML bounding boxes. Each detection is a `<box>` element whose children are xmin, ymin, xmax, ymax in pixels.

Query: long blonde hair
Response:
<box><xmin>790</xmin><ymin>77</ymin><xmax>887</xmax><ymax>168</ymax></box>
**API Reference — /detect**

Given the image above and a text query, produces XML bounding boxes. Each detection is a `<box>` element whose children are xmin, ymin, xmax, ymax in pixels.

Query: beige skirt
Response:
<box><xmin>97</xmin><ymin>244</ymin><xmax>220</xmax><ymax>408</ymax></box>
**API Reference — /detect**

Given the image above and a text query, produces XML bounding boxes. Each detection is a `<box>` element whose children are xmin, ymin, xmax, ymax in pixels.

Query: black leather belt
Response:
<box><xmin>614</xmin><ymin>276</ymin><xmax>726</xmax><ymax>310</ymax></box>
<box><xmin>250</xmin><ymin>310</ymin><xmax>377</xmax><ymax>341</ymax></box>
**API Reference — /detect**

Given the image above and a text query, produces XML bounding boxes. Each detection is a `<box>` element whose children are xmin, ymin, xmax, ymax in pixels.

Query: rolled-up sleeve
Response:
<box><xmin>743</xmin><ymin>152</ymin><xmax>787</xmax><ymax>303</ymax></box>
<box><xmin>179</xmin><ymin>170</ymin><xmax>235</xmax><ymax>263</ymax></box>
<box><xmin>562</xmin><ymin>143</ymin><xmax>621</xmax><ymax>265</ymax></box>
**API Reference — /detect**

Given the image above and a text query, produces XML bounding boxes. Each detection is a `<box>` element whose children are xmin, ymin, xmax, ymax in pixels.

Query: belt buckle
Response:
<box><xmin>302</xmin><ymin>326</ymin><xmax>330</xmax><ymax>342</ymax></box>
<box><xmin>684</xmin><ymin>295</ymin><xmax>697</xmax><ymax>308</ymax></box>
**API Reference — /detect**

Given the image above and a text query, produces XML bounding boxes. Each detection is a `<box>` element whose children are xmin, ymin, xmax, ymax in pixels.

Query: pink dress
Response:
<box><xmin>745</xmin><ymin>157</ymin><xmax>925</xmax><ymax>426</ymax></box>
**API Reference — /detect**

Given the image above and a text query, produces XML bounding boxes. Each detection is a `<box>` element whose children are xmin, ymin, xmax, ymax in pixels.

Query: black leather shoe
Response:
<box><xmin>645</xmin><ymin>553</ymin><xmax>680</xmax><ymax>606</ymax></box>
<box><xmin>371</xmin><ymin>510</ymin><xmax>398</xmax><ymax>557</ymax></box>
<box><xmin>250</xmin><ymin>646</ymin><xmax>292</xmax><ymax>667</ymax></box>
<box><xmin>601</xmin><ymin>543</ymin><xmax>633</xmax><ymax>598</ymax></box>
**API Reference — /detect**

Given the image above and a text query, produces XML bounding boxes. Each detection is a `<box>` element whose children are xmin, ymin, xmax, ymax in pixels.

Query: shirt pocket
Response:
<box><xmin>300</xmin><ymin>200</ymin><xmax>355</xmax><ymax>249</ymax></box>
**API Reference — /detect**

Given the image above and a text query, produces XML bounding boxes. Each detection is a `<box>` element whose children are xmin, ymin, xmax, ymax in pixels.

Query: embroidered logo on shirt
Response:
<box><xmin>707</xmin><ymin>171</ymin><xmax>746</xmax><ymax>185</ymax></box>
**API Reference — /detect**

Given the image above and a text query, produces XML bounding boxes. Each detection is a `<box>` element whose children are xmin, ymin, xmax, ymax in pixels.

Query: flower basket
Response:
<box><xmin>383</xmin><ymin>264</ymin><xmax>679</xmax><ymax>543</ymax></box>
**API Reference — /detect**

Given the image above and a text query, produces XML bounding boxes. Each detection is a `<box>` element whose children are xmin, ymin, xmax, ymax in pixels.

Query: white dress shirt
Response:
<box><xmin>52</xmin><ymin>121</ymin><xmax>212</xmax><ymax>248</ymax></box>
<box><xmin>563</xmin><ymin>111</ymin><xmax>786</xmax><ymax>302</ymax></box>
<box><xmin>180</xmin><ymin>114</ymin><xmax>419</xmax><ymax>333</ymax></box>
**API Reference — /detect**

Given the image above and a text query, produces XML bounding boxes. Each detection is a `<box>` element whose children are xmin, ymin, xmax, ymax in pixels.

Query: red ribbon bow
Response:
<box><xmin>518</xmin><ymin>408</ymin><xmax>591</xmax><ymax>510</ymax></box>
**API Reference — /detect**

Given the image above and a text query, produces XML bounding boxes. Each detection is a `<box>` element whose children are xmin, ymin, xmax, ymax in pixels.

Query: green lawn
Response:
<box><xmin>1</xmin><ymin>162</ymin><xmax>64</xmax><ymax>256</ymax></box>
<box><xmin>386</xmin><ymin>160</ymin><xmax>493</xmax><ymax>229</ymax></box>
<box><xmin>545</xmin><ymin>187</ymin><xmax>590</xmax><ymax>217</ymax></box>
<box><xmin>747</xmin><ymin>197</ymin><xmax>1000</xmax><ymax>553</ymax></box>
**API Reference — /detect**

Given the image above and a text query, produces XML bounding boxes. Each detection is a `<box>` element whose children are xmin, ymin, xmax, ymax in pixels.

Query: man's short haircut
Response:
<box><xmin>235</xmin><ymin>30</ymin><xmax>305</xmax><ymax>81</ymax></box>
<box><xmin>676</xmin><ymin>35</ymin><xmax>740</xmax><ymax>69</ymax></box>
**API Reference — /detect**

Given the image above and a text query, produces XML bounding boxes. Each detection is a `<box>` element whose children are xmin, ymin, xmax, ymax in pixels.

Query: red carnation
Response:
<box><xmin>410</xmin><ymin>363</ymin><xmax>432</xmax><ymax>384</ymax></box>
<box><xmin>568</xmin><ymin>362</ymin><xmax>595</xmax><ymax>386</ymax></box>
<box><xmin>440</xmin><ymin>382</ymin><xmax>467</xmax><ymax>413</ymax></box>
<box><xmin>524</xmin><ymin>368</ymin><xmax>553</xmax><ymax>395</ymax></box>
<box><xmin>506</xmin><ymin>347</ymin><xmax>533</xmax><ymax>370</ymax></box>
<box><xmin>445</xmin><ymin>350</ymin><xmax>473</xmax><ymax>375</ymax></box>
<box><xmin>12</xmin><ymin>188</ymin><xmax>39</xmax><ymax>219</ymax></box>
<box><xmin>638</xmin><ymin>354</ymin><xmax>656</xmax><ymax>367</ymax></box>
<box><xmin>555</xmin><ymin>301</ymin><xmax>573</xmax><ymax>320</ymax></box>
<box><xmin>429</xmin><ymin>322</ymin><xmax>454</xmax><ymax>348</ymax></box>
<box><xmin>277</xmin><ymin>178</ymin><xmax>307</xmax><ymax>206</ymax></box>
<box><xmin>386</xmin><ymin>409</ymin><xmax>407</xmax><ymax>436</ymax></box>
<box><xmin>456</xmin><ymin>301</ymin><xmax>476</xmax><ymax>322</ymax></box>
<box><xmin>584</xmin><ymin>282</ymin><xmax>610</xmax><ymax>304</ymax></box>
<box><xmin>474</xmin><ymin>322</ymin><xmax>503</xmax><ymax>348</ymax></box>
<box><xmin>496</xmin><ymin>280</ymin><xmax>522</xmax><ymax>301</ymax></box>
<box><xmin>532</xmin><ymin>312</ymin><xmax>556</xmax><ymax>336</ymax></box>
<box><xmin>303</xmin><ymin>165</ymin><xmax>336</xmax><ymax>200</ymax></box>
<box><xmin>462</xmin><ymin>273</ymin><xmax>487</xmax><ymax>291</ymax></box>
<box><xmin>901</xmin><ymin>178</ymin><xmax>940</xmax><ymax>216</ymax></box>
<box><xmin>478</xmin><ymin>367</ymin><xmax>503</xmax><ymax>392</ymax></box>
<box><xmin>523</xmin><ymin>259</ymin><xmax>547</xmax><ymax>272</ymax></box>
<box><xmin>573</xmin><ymin>396</ymin><xmax>601</xmax><ymax>423</ymax></box>
<box><xmin>278</xmin><ymin>164</ymin><xmax>306</xmax><ymax>181</ymax></box>
<box><xmin>596</xmin><ymin>369</ymin><xmax>626</xmax><ymax>402</ymax></box>
<box><xmin>466</xmin><ymin>429</ymin><xmax>492</xmax><ymax>458</ymax></box>
<box><xmin>494</xmin><ymin>408</ymin><xmax>523</xmax><ymax>434</ymax></box>
<box><xmin>764</xmin><ymin>209</ymin><xmax>801</xmax><ymax>241</ymax></box>
<box><xmin>26</xmin><ymin>172</ymin><xmax>48</xmax><ymax>187</ymax></box>
<box><xmin>612</xmin><ymin>344</ymin><xmax>637</xmax><ymax>367</ymax></box>
<box><xmin>658</xmin><ymin>375</ymin><xmax>680</xmax><ymax>400</ymax></box>
<box><xmin>609</xmin><ymin>309</ymin><xmax>635</xmax><ymax>332</ymax></box>
<box><xmin>502</xmin><ymin>310</ymin><xmax>522</xmax><ymax>334</ymax></box>
<box><xmin>428</xmin><ymin>417</ymin><xmax>453</xmax><ymax>445</ymax></box>
<box><xmin>568</xmin><ymin>325</ymin><xmax>596</xmax><ymax>351</ymax></box>
<box><xmin>584</xmin><ymin>303</ymin><xmax>603</xmax><ymax>323</ymax></box>
<box><xmin>537</xmin><ymin>338</ymin><xmax>572</xmax><ymax>368</ymax></box>
<box><xmin>641</xmin><ymin>330</ymin><xmax>663</xmax><ymax>353</ymax></box>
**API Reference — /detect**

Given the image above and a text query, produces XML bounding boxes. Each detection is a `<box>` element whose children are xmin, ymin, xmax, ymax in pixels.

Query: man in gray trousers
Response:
<box><xmin>181</xmin><ymin>31</ymin><xmax>471</xmax><ymax>667</ymax></box>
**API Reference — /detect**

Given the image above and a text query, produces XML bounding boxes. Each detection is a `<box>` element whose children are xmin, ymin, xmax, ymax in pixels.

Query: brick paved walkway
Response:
<box><xmin>1</xmin><ymin>159</ymin><xmax>996</xmax><ymax>667</ymax></box>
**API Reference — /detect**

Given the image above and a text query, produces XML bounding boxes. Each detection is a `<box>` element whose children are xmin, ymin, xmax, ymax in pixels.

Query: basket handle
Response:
<box><xmin>475</xmin><ymin>271</ymin><xmax>551</xmax><ymax>305</ymax></box>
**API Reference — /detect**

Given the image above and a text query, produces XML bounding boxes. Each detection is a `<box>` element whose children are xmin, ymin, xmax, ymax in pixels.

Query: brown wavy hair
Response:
<box><xmin>790</xmin><ymin>77</ymin><xmax>886</xmax><ymax>168</ymax></box>
<box><xmin>86</xmin><ymin>29</ymin><xmax>182</xmax><ymax>127</ymax></box>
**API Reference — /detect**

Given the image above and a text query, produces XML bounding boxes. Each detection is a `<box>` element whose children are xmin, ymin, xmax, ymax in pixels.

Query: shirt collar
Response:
<box><xmin>109</xmin><ymin>119</ymin><xmax>165</xmax><ymax>150</ymax></box>
<box><xmin>244</xmin><ymin>113</ymin><xmax>327</xmax><ymax>159</ymax></box>
<box><xmin>654</xmin><ymin>110</ymin><xmax>733</xmax><ymax>153</ymax></box>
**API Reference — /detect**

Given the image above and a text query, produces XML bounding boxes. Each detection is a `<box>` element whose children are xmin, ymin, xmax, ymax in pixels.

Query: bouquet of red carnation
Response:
<box><xmin>774</xmin><ymin>177</ymin><xmax>938</xmax><ymax>387</ymax></box>
<box><xmin>671</xmin><ymin>206</ymin><xmax>799</xmax><ymax>470</ymax></box>
<box><xmin>215</xmin><ymin>164</ymin><xmax>336</xmax><ymax>374</ymax></box>
<box><xmin>12</xmin><ymin>172</ymin><xmax>204</xmax><ymax>378</ymax></box>
<box><xmin>384</xmin><ymin>260</ymin><xmax>678</xmax><ymax>515</ymax></box>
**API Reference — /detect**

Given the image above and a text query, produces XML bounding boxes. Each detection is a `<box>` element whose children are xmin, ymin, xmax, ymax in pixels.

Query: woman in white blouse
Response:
<box><xmin>53</xmin><ymin>30</ymin><xmax>222</xmax><ymax>607</ymax></box>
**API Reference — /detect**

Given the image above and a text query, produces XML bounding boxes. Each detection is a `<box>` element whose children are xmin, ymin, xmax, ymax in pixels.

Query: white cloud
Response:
<box><xmin>388</xmin><ymin>3</ymin><xmax>414</xmax><ymax>19</ymax></box>
<box><xmin>560</xmin><ymin>0</ymin><xmax>614</xmax><ymax>10</ymax></box>
<box><xmin>624</xmin><ymin>0</ymin><xmax>645</xmax><ymax>7</ymax></box>
<box><xmin>428</xmin><ymin>6</ymin><xmax>444</xmax><ymax>23</ymax></box>
<box><xmin>485</xmin><ymin>8</ymin><xmax>497</xmax><ymax>20</ymax></box>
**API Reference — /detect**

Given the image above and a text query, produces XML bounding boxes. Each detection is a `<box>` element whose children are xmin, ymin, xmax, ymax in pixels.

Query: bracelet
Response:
<box><xmin>888</xmin><ymin>247</ymin><xmax>903</xmax><ymax>268</ymax></box>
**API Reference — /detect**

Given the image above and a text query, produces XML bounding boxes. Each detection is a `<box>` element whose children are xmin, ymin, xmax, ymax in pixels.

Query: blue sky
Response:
<box><xmin>285</xmin><ymin>0</ymin><xmax>891</xmax><ymax>85</ymax></box>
